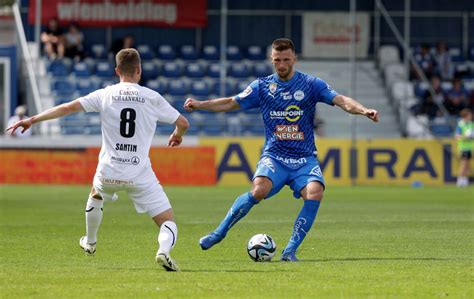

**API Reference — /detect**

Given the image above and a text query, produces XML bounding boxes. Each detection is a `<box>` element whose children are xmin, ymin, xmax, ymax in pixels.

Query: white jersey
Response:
<box><xmin>79</xmin><ymin>82</ymin><xmax>180</xmax><ymax>180</ymax></box>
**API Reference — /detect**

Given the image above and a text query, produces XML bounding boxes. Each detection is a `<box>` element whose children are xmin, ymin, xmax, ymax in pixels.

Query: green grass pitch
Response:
<box><xmin>1</xmin><ymin>185</ymin><xmax>473</xmax><ymax>298</ymax></box>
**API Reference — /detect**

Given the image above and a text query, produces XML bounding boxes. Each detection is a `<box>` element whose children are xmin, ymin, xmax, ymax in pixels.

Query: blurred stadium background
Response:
<box><xmin>1</xmin><ymin>0</ymin><xmax>473</xmax><ymax>186</ymax></box>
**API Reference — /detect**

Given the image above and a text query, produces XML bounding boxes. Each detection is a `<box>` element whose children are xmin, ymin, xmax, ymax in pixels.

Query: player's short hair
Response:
<box><xmin>272</xmin><ymin>38</ymin><xmax>295</xmax><ymax>53</ymax></box>
<box><xmin>460</xmin><ymin>108</ymin><xmax>472</xmax><ymax>118</ymax></box>
<box><xmin>116</xmin><ymin>48</ymin><xmax>141</xmax><ymax>76</ymax></box>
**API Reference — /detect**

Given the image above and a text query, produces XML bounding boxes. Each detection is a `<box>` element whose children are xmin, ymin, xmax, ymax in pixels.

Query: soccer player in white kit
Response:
<box><xmin>6</xmin><ymin>48</ymin><xmax>189</xmax><ymax>271</ymax></box>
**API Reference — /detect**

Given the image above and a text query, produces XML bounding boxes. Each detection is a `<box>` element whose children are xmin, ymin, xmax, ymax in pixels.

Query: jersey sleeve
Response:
<box><xmin>455</xmin><ymin>123</ymin><xmax>462</xmax><ymax>136</ymax></box>
<box><xmin>234</xmin><ymin>79</ymin><xmax>260</xmax><ymax>110</ymax></box>
<box><xmin>313</xmin><ymin>78</ymin><xmax>338</xmax><ymax>105</ymax></box>
<box><xmin>153</xmin><ymin>93</ymin><xmax>180</xmax><ymax>124</ymax></box>
<box><xmin>78</xmin><ymin>89</ymin><xmax>103</xmax><ymax>112</ymax></box>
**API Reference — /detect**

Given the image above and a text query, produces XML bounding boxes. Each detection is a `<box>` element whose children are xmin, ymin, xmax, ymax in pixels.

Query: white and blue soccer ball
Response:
<box><xmin>247</xmin><ymin>234</ymin><xmax>277</xmax><ymax>262</ymax></box>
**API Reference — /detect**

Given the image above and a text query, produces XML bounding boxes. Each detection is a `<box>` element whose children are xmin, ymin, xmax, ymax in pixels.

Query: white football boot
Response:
<box><xmin>155</xmin><ymin>252</ymin><xmax>180</xmax><ymax>272</ymax></box>
<box><xmin>79</xmin><ymin>236</ymin><xmax>96</xmax><ymax>256</ymax></box>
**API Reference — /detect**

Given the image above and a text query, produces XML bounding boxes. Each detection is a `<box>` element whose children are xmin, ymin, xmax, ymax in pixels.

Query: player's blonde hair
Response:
<box><xmin>115</xmin><ymin>48</ymin><xmax>141</xmax><ymax>76</ymax></box>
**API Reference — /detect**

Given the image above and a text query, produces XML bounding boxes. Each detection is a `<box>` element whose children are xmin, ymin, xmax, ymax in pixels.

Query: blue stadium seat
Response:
<box><xmin>180</xmin><ymin>45</ymin><xmax>199</xmax><ymax>60</ymax></box>
<box><xmin>156</xmin><ymin>125</ymin><xmax>173</xmax><ymax>135</ymax></box>
<box><xmin>190</xmin><ymin>81</ymin><xmax>210</xmax><ymax>96</ymax></box>
<box><xmin>52</xmin><ymin>79</ymin><xmax>75</xmax><ymax>96</ymax></box>
<box><xmin>85</xmin><ymin>126</ymin><xmax>102</xmax><ymax>135</ymax></box>
<box><xmin>48</xmin><ymin>60</ymin><xmax>70</xmax><ymax>77</ymax></box>
<box><xmin>185</xmin><ymin>63</ymin><xmax>205</xmax><ymax>78</ymax></box>
<box><xmin>146</xmin><ymin>79</ymin><xmax>168</xmax><ymax>94</ymax></box>
<box><xmin>91</xmin><ymin>44</ymin><xmax>107</xmax><ymax>59</ymax></box>
<box><xmin>141</xmin><ymin>61</ymin><xmax>159</xmax><ymax>81</ymax></box>
<box><xmin>246</xmin><ymin>45</ymin><xmax>265</xmax><ymax>60</ymax></box>
<box><xmin>100</xmin><ymin>79</ymin><xmax>118</xmax><ymax>88</ymax></box>
<box><xmin>227</xmin><ymin>45</ymin><xmax>242</xmax><ymax>61</ymax></box>
<box><xmin>162</xmin><ymin>62</ymin><xmax>182</xmax><ymax>78</ymax></box>
<box><xmin>414</xmin><ymin>81</ymin><xmax>429</xmax><ymax>98</ymax></box>
<box><xmin>137</xmin><ymin>45</ymin><xmax>154</xmax><ymax>59</ymax></box>
<box><xmin>172</xmin><ymin>99</ymin><xmax>187</xmax><ymax>113</ymax></box>
<box><xmin>76</xmin><ymin>79</ymin><xmax>98</xmax><ymax>96</ymax></box>
<box><xmin>430</xmin><ymin>124</ymin><xmax>452</xmax><ymax>137</ymax></box>
<box><xmin>184</xmin><ymin>124</ymin><xmax>200</xmax><ymax>135</ymax></box>
<box><xmin>449</xmin><ymin>47</ymin><xmax>463</xmax><ymax>62</ymax></box>
<box><xmin>95</xmin><ymin>62</ymin><xmax>114</xmax><ymax>77</ymax></box>
<box><xmin>213</xmin><ymin>80</ymin><xmax>234</xmax><ymax>96</ymax></box>
<box><xmin>158</xmin><ymin>45</ymin><xmax>176</xmax><ymax>60</ymax></box>
<box><xmin>73</xmin><ymin>62</ymin><xmax>91</xmax><ymax>78</ymax></box>
<box><xmin>168</xmin><ymin>79</ymin><xmax>189</xmax><ymax>96</ymax></box>
<box><xmin>207</xmin><ymin>63</ymin><xmax>221</xmax><ymax>78</ymax></box>
<box><xmin>229</xmin><ymin>63</ymin><xmax>250</xmax><ymax>78</ymax></box>
<box><xmin>202</xmin><ymin>45</ymin><xmax>219</xmax><ymax>60</ymax></box>
<box><xmin>253</xmin><ymin>63</ymin><xmax>272</xmax><ymax>77</ymax></box>
<box><xmin>202</xmin><ymin>124</ymin><xmax>223</xmax><ymax>136</ymax></box>
<box><xmin>235</xmin><ymin>81</ymin><xmax>249</xmax><ymax>94</ymax></box>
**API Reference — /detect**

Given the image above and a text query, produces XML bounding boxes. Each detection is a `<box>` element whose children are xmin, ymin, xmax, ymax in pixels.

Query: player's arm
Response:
<box><xmin>332</xmin><ymin>95</ymin><xmax>379</xmax><ymax>122</ymax></box>
<box><xmin>168</xmin><ymin>115</ymin><xmax>190</xmax><ymax>147</ymax></box>
<box><xmin>5</xmin><ymin>100</ymin><xmax>84</xmax><ymax>135</ymax></box>
<box><xmin>184</xmin><ymin>97</ymin><xmax>240</xmax><ymax>112</ymax></box>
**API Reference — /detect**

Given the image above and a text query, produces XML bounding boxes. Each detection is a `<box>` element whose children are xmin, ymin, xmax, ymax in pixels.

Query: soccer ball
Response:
<box><xmin>247</xmin><ymin>234</ymin><xmax>277</xmax><ymax>262</ymax></box>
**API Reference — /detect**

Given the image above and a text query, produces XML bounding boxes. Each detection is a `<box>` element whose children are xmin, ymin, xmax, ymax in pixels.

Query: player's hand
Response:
<box><xmin>184</xmin><ymin>98</ymin><xmax>200</xmax><ymax>112</ymax></box>
<box><xmin>365</xmin><ymin>109</ymin><xmax>379</xmax><ymax>122</ymax></box>
<box><xmin>5</xmin><ymin>118</ymin><xmax>33</xmax><ymax>135</ymax></box>
<box><xmin>168</xmin><ymin>133</ymin><xmax>183</xmax><ymax>147</ymax></box>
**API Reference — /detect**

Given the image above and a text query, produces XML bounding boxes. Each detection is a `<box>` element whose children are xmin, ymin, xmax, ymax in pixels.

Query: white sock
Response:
<box><xmin>457</xmin><ymin>177</ymin><xmax>463</xmax><ymax>187</ymax></box>
<box><xmin>157</xmin><ymin>221</ymin><xmax>178</xmax><ymax>255</ymax></box>
<box><xmin>85</xmin><ymin>197</ymin><xmax>103</xmax><ymax>244</ymax></box>
<box><xmin>463</xmin><ymin>177</ymin><xmax>469</xmax><ymax>186</ymax></box>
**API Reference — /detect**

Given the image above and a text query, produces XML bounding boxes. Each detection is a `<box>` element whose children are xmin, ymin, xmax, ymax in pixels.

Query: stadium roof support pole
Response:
<box><xmin>349</xmin><ymin>0</ymin><xmax>357</xmax><ymax>186</ymax></box>
<box><xmin>34</xmin><ymin>0</ymin><xmax>41</xmax><ymax>58</ymax></box>
<box><xmin>462</xmin><ymin>13</ymin><xmax>468</xmax><ymax>58</ymax></box>
<box><xmin>219</xmin><ymin>0</ymin><xmax>228</xmax><ymax>97</ymax></box>
<box><xmin>403</xmin><ymin>0</ymin><xmax>410</xmax><ymax>80</ymax></box>
<box><xmin>374</xmin><ymin>2</ymin><xmax>380</xmax><ymax>62</ymax></box>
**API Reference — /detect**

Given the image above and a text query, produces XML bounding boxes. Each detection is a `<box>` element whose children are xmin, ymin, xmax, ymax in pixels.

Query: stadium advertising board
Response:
<box><xmin>302</xmin><ymin>12</ymin><xmax>370</xmax><ymax>58</ymax></box>
<box><xmin>200</xmin><ymin>138</ymin><xmax>466</xmax><ymax>186</ymax></box>
<box><xmin>0</xmin><ymin>147</ymin><xmax>216</xmax><ymax>185</ymax></box>
<box><xmin>28</xmin><ymin>0</ymin><xmax>207</xmax><ymax>27</ymax></box>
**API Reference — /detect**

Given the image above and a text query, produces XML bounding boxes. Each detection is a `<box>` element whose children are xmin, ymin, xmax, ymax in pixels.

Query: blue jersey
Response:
<box><xmin>235</xmin><ymin>71</ymin><xmax>337</xmax><ymax>163</ymax></box>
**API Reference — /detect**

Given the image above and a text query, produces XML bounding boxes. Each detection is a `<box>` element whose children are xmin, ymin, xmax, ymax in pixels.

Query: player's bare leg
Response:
<box><xmin>80</xmin><ymin>186</ymin><xmax>103</xmax><ymax>255</ymax></box>
<box><xmin>281</xmin><ymin>181</ymin><xmax>323</xmax><ymax>262</ymax></box>
<box><xmin>457</xmin><ymin>158</ymin><xmax>469</xmax><ymax>187</ymax></box>
<box><xmin>199</xmin><ymin>177</ymin><xmax>270</xmax><ymax>250</ymax></box>
<box><xmin>153</xmin><ymin>208</ymin><xmax>180</xmax><ymax>271</ymax></box>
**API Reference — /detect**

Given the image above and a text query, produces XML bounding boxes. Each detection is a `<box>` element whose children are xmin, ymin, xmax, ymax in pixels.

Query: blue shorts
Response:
<box><xmin>253</xmin><ymin>155</ymin><xmax>325</xmax><ymax>199</ymax></box>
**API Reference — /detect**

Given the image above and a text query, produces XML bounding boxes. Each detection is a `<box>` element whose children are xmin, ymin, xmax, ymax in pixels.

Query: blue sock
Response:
<box><xmin>283</xmin><ymin>200</ymin><xmax>320</xmax><ymax>254</ymax></box>
<box><xmin>214</xmin><ymin>192</ymin><xmax>259</xmax><ymax>237</ymax></box>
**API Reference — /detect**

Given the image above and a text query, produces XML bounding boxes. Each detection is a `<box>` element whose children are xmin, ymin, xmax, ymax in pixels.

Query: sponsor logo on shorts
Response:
<box><xmin>99</xmin><ymin>177</ymin><xmax>134</xmax><ymax>185</ymax></box>
<box><xmin>310</xmin><ymin>165</ymin><xmax>322</xmax><ymax>177</ymax></box>
<box><xmin>275</xmin><ymin>155</ymin><xmax>307</xmax><ymax>164</ymax></box>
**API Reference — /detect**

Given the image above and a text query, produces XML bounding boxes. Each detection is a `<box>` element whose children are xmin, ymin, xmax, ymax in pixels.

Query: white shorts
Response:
<box><xmin>92</xmin><ymin>168</ymin><xmax>171</xmax><ymax>217</ymax></box>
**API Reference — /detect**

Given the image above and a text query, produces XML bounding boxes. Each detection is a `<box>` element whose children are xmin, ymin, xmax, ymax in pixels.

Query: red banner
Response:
<box><xmin>28</xmin><ymin>0</ymin><xmax>207</xmax><ymax>27</ymax></box>
<box><xmin>0</xmin><ymin>147</ymin><xmax>216</xmax><ymax>185</ymax></box>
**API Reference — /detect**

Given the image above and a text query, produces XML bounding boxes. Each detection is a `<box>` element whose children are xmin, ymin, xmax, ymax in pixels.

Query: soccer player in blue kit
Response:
<box><xmin>184</xmin><ymin>38</ymin><xmax>379</xmax><ymax>261</ymax></box>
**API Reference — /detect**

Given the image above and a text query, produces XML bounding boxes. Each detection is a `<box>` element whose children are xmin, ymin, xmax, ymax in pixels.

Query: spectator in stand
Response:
<box><xmin>40</xmin><ymin>18</ymin><xmax>65</xmax><ymax>60</ymax></box>
<box><xmin>64</xmin><ymin>23</ymin><xmax>84</xmax><ymax>61</ymax></box>
<box><xmin>412</xmin><ymin>91</ymin><xmax>442</xmax><ymax>120</ymax></box>
<box><xmin>428</xmin><ymin>75</ymin><xmax>446</xmax><ymax>106</ymax></box>
<box><xmin>445</xmin><ymin>78</ymin><xmax>468</xmax><ymax>116</ymax></box>
<box><xmin>434</xmin><ymin>41</ymin><xmax>454</xmax><ymax>81</ymax></box>
<box><xmin>6</xmin><ymin>106</ymin><xmax>32</xmax><ymax>138</ymax></box>
<box><xmin>411</xmin><ymin>44</ymin><xmax>436</xmax><ymax>80</ymax></box>
<box><xmin>111</xmin><ymin>35</ymin><xmax>135</xmax><ymax>56</ymax></box>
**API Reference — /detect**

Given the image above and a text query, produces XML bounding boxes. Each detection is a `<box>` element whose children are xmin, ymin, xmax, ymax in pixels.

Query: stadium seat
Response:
<box><xmin>190</xmin><ymin>81</ymin><xmax>210</xmax><ymax>96</ymax></box>
<box><xmin>48</xmin><ymin>60</ymin><xmax>70</xmax><ymax>77</ymax></box>
<box><xmin>141</xmin><ymin>61</ymin><xmax>159</xmax><ymax>81</ymax></box>
<box><xmin>146</xmin><ymin>79</ymin><xmax>168</xmax><ymax>94</ymax></box>
<box><xmin>391</xmin><ymin>81</ymin><xmax>414</xmax><ymax>103</ymax></box>
<box><xmin>384</xmin><ymin>63</ymin><xmax>406</xmax><ymax>88</ymax></box>
<box><xmin>52</xmin><ymin>79</ymin><xmax>75</xmax><ymax>96</ymax></box>
<box><xmin>463</xmin><ymin>79</ymin><xmax>474</xmax><ymax>92</ymax></box>
<box><xmin>235</xmin><ymin>81</ymin><xmax>249</xmax><ymax>94</ymax></box>
<box><xmin>414</xmin><ymin>81</ymin><xmax>429</xmax><ymax>98</ymax></box>
<box><xmin>180</xmin><ymin>45</ymin><xmax>199</xmax><ymax>60</ymax></box>
<box><xmin>441</xmin><ymin>81</ymin><xmax>453</xmax><ymax>93</ymax></box>
<box><xmin>406</xmin><ymin>115</ymin><xmax>430</xmax><ymax>138</ymax></box>
<box><xmin>207</xmin><ymin>63</ymin><xmax>221</xmax><ymax>78</ymax></box>
<box><xmin>378</xmin><ymin>45</ymin><xmax>400</xmax><ymax>69</ymax></box>
<box><xmin>430</xmin><ymin>123</ymin><xmax>452</xmax><ymax>137</ymax></box>
<box><xmin>76</xmin><ymin>79</ymin><xmax>98</xmax><ymax>96</ymax></box>
<box><xmin>137</xmin><ymin>45</ymin><xmax>154</xmax><ymax>59</ymax></box>
<box><xmin>449</xmin><ymin>47</ymin><xmax>463</xmax><ymax>62</ymax></box>
<box><xmin>227</xmin><ymin>45</ymin><xmax>242</xmax><ymax>61</ymax></box>
<box><xmin>253</xmin><ymin>63</ymin><xmax>272</xmax><ymax>77</ymax></box>
<box><xmin>95</xmin><ymin>62</ymin><xmax>114</xmax><ymax>77</ymax></box>
<box><xmin>213</xmin><ymin>80</ymin><xmax>234</xmax><ymax>96</ymax></box>
<box><xmin>202</xmin><ymin>124</ymin><xmax>223</xmax><ymax>136</ymax></box>
<box><xmin>91</xmin><ymin>44</ymin><xmax>107</xmax><ymax>59</ymax></box>
<box><xmin>72</xmin><ymin>62</ymin><xmax>91</xmax><ymax>78</ymax></box>
<box><xmin>171</xmin><ymin>99</ymin><xmax>187</xmax><ymax>113</ymax></box>
<box><xmin>185</xmin><ymin>63</ymin><xmax>206</xmax><ymax>78</ymax></box>
<box><xmin>158</xmin><ymin>45</ymin><xmax>176</xmax><ymax>60</ymax></box>
<box><xmin>246</xmin><ymin>45</ymin><xmax>265</xmax><ymax>60</ymax></box>
<box><xmin>162</xmin><ymin>62</ymin><xmax>182</xmax><ymax>78</ymax></box>
<box><xmin>228</xmin><ymin>63</ymin><xmax>250</xmax><ymax>78</ymax></box>
<box><xmin>202</xmin><ymin>45</ymin><xmax>219</xmax><ymax>60</ymax></box>
<box><xmin>168</xmin><ymin>79</ymin><xmax>189</xmax><ymax>96</ymax></box>
<box><xmin>100</xmin><ymin>79</ymin><xmax>118</xmax><ymax>88</ymax></box>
